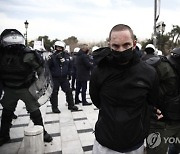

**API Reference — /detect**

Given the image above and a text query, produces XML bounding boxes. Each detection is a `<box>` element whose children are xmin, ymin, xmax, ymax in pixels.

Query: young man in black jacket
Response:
<box><xmin>90</xmin><ymin>24</ymin><xmax>161</xmax><ymax>154</ymax></box>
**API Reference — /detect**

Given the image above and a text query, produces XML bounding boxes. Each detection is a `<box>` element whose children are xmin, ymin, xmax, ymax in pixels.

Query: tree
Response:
<box><xmin>167</xmin><ymin>25</ymin><xmax>180</xmax><ymax>50</ymax></box>
<box><xmin>63</xmin><ymin>36</ymin><xmax>79</xmax><ymax>53</ymax></box>
<box><xmin>37</xmin><ymin>36</ymin><xmax>52</xmax><ymax>51</ymax></box>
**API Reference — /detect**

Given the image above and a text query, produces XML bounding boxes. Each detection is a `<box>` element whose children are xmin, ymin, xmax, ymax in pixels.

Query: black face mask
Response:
<box><xmin>56</xmin><ymin>51</ymin><xmax>63</xmax><ymax>59</ymax></box>
<box><xmin>111</xmin><ymin>47</ymin><xmax>134</xmax><ymax>64</ymax></box>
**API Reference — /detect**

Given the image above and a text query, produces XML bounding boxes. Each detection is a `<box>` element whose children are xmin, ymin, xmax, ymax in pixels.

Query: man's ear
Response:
<box><xmin>132</xmin><ymin>40</ymin><xmax>137</xmax><ymax>50</ymax></box>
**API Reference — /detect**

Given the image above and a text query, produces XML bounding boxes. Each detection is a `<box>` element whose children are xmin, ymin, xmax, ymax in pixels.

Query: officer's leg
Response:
<box><xmin>30</xmin><ymin>109</ymin><xmax>52</xmax><ymax>142</ymax></box>
<box><xmin>61</xmin><ymin>79</ymin><xmax>78</xmax><ymax>111</ymax></box>
<box><xmin>81</xmin><ymin>81</ymin><xmax>91</xmax><ymax>106</ymax></box>
<box><xmin>0</xmin><ymin>85</ymin><xmax>17</xmax><ymax>119</ymax></box>
<box><xmin>0</xmin><ymin>108</ymin><xmax>14</xmax><ymax>146</ymax></box>
<box><xmin>50</xmin><ymin>78</ymin><xmax>60</xmax><ymax>113</ymax></box>
<box><xmin>0</xmin><ymin>88</ymin><xmax>18</xmax><ymax>146</ymax></box>
<box><xmin>75</xmin><ymin>80</ymin><xmax>82</xmax><ymax>104</ymax></box>
<box><xmin>21</xmin><ymin>88</ymin><xmax>53</xmax><ymax>142</ymax></box>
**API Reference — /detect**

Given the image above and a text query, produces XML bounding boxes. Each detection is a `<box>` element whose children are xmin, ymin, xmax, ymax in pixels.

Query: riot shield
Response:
<box><xmin>29</xmin><ymin>63</ymin><xmax>53</xmax><ymax>106</ymax></box>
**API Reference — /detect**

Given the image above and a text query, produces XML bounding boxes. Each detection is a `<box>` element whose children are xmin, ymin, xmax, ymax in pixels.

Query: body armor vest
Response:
<box><xmin>0</xmin><ymin>46</ymin><xmax>34</xmax><ymax>88</ymax></box>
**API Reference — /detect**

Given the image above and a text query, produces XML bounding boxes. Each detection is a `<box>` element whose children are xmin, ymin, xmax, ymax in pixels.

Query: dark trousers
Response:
<box><xmin>71</xmin><ymin>74</ymin><xmax>76</xmax><ymax>89</ymax></box>
<box><xmin>0</xmin><ymin>87</ymin><xmax>47</xmax><ymax>139</ymax></box>
<box><xmin>0</xmin><ymin>108</ymin><xmax>13</xmax><ymax>138</ymax></box>
<box><xmin>75</xmin><ymin>80</ymin><xmax>87</xmax><ymax>103</ymax></box>
<box><xmin>168</xmin><ymin>144</ymin><xmax>179</xmax><ymax>154</ymax></box>
<box><xmin>50</xmin><ymin>77</ymin><xmax>74</xmax><ymax>108</ymax></box>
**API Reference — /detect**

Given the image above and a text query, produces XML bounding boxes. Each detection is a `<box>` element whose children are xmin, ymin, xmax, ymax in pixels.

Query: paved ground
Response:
<box><xmin>0</xmin><ymin>89</ymin><xmax>98</xmax><ymax>154</ymax></box>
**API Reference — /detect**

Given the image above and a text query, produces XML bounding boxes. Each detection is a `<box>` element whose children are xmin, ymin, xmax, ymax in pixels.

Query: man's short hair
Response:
<box><xmin>109</xmin><ymin>24</ymin><xmax>134</xmax><ymax>40</ymax></box>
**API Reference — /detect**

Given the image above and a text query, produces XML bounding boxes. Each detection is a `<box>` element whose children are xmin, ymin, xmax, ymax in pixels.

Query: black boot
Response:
<box><xmin>81</xmin><ymin>90</ymin><xmax>92</xmax><ymax>106</ymax></box>
<box><xmin>68</xmin><ymin>106</ymin><xmax>79</xmax><ymax>111</ymax></box>
<box><xmin>30</xmin><ymin>109</ymin><xmax>53</xmax><ymax>142</ymax></box>
<box><xmin>75</xmin><ymin>98</ymin><xmax>82</xmax><ymax>104</ymax></box>
<box><xmin>0</xmin><ymin>108</ymin><xmax>13</xmax><ymax>146</ymax></box>
<box><xmin>44</xmin><ymin>131</ymin><xmax>53</xmax><ymax>142</ymax></box>
<box><xmin>66</xmin><ymin>90</ymin><xmax>79</xmax><ymax>111</ymax></box>
<box><xmin>50</xmin><ymin>89</ymin><xmax>60</xmax><ymax>113</ymax></box>
<box><xmin>52</xmin><ymin>108</ymin><xmax>61</xmax><ymax>113</ymax></box>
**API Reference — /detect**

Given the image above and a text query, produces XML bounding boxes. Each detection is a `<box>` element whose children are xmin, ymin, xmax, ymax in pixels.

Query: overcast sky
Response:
<box><xmin>0</xmin><ymin>0</ymin><xmax>180</xmax><ymax>43</ymax></box>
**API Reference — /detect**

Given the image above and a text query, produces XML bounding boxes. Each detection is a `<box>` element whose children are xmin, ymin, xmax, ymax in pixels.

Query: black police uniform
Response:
<box><xmin>0</xmin><ymin>29</ymin><xmax>52</xmax><ymax>146</ymax></box>
<box><xmin>145</xmin><ymin>55</ymin><xmax>180</xmax><ymax>154</ymax></box>
<box><xmin>48</xmin><ymin>50</ymin><xmax>78</xmax><ymax>113</ymax></box>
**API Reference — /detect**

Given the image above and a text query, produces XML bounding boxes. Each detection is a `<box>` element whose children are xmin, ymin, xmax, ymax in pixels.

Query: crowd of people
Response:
<box><xmin>0</xmin><ymin>24</ymin><xmax>180</xmax><ymax>154</ymax></box>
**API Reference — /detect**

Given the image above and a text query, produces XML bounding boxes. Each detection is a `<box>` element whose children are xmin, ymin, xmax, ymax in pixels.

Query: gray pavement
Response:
<box><xmin>0</xmin><ymin>89</ymin><xmax>98</xmax><ymax>154</ymax></box>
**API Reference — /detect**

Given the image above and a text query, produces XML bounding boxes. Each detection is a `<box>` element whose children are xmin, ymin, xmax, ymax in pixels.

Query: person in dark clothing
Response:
<box><xmin>90</xmin><ymin>24</ymin><xmax>160</xmax><ymax>154</ymax></box>
<box><xmin>145</xmin><ymin>48</ymin><xmax>180</xmax><ymax>154</ymax></box>
<box><xmin>0</xmin><ymin>29</ymin><xmax>52</xmax><ymax>146</ymax></box>
<box><xmin>71</xmin><ymin>47</ymin><xmax>80</xmax><ymax>91</ymax></box>
<box><xmin>48</xmin><ymin>40</ymin><xmax>78</xmax><ymax>113</ymax></box>
<box><xmin>75</xmin><ymin>44</ymin><xmax>93</xmax><ymax>105</ymax></box>
<box><xmin>141</xmin><ymin>44</ymin><xmax>158</xmax><ymax>61</ymax></box>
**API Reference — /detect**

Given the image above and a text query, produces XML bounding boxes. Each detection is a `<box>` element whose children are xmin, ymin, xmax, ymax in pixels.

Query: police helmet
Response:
<box><xmin>0</xmin><ymin>29</ymin><xmax>25</xmax><ymax>47</ymax></box>
<box><xmin>136</xmin><ymin>43</ymin><xmax>142</xmax><ymax>50</ymax></box>
<box><xmin>145</xmin><ymin>44</ymin><xmax>155</xmax><ymax>54</ymax></box>
<box><xmin>74</xmin><ymin>47</ymin><xmax>80</xmax><ymax>53</ymax></box>
<box><xmin>54</xmin><ymin>40</ymin><xmax>66</xmax><ymax>49</ymax></box>
<box><xmin>156</xmin><ymin>50</ymin><xmax>162</xmax><ymax>56</ymax></box>
<box><xmin>171</xmin><ymin>48</ymin><xmax>180</xmax><ymax>58</ymax></box>
<box><xmin>92</xmin><ymin>46</ymin><xmax>99</xmax><ymax>52</ymax></box>
<box><xmin>167</xmin><ymin>48</ymin><xmax>180</xmax><ymax>69</ymax></box>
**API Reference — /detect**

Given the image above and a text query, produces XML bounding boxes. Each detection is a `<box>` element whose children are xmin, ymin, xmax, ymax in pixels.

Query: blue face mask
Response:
<box><xmin>111</xmin><ymin>47</ymin><xmax>134</xmax><ymax>64</ymax></box>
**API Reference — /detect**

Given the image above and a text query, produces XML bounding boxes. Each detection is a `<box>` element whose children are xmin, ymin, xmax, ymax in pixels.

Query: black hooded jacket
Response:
<box><xmin>75</xmin><ymin>49</ymin><xmax>93</xmax><ymax>81</ymax></box>
<box><xmin>90</xmin><ymin>47</ymin><xmax>159</xmax><ymax>152</ymax></box>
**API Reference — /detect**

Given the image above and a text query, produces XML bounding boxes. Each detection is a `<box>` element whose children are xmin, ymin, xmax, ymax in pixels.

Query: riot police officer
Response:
<box><xmin>0</xmin><ymin>29</ymin><xmax>52</xmax><ymax>146</ymax></box>
<box><xmin>146</xmin><ymin>48</ymin><xmax>180</xmax><ymax>154</ymax></box>
<box><xmin>141</xmin><ymin>44</ymin><xmax>158</xmax><ymax>61</ymax></box>
<box><xmin>48</xmin><ymin>40</ymin><xmax>78</xmax><ymax>113</ymax></box>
